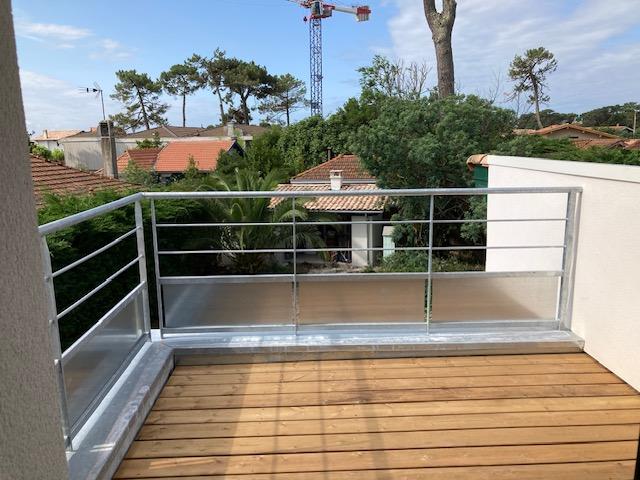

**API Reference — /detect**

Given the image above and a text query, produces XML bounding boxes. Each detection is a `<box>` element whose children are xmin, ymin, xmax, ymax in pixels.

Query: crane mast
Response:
<box><xmin>292</xmin><ymin>0</ymin><xmax>371</xmax><ymax>117</ymax></box>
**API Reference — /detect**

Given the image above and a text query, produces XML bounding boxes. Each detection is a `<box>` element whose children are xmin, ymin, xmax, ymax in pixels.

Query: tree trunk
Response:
<box><xmin>182</xmin><ymin>93</ymin><xmax>186</xmax><ymax>127</ymax></box>
<box><xmin>216</xmin><ymin>88</ymin><xmax>226</xmax><ymax>123</ymax></box>
<box><xmin>240</xmin><ymin>93</ymin><xmax>250</xmax><ymax>125</ymax></box>
<box><xmin>532</xmin><ymin>80</ymin><xmax>543</xmax><ymax>129</ymax></box>
<box><xmin>136</xmin><ymin>87</ymin><xmax>150</xmax><ymax>130</ymax></box>
<box><xmin>423</xmin><ymin>0</ymin><xmax>457</xmax><ymax>98</ymax></box>
<box><xmin>285</xmin><ymin>105</ymin><xmax>290</xmax><ymax>126</ymax></box>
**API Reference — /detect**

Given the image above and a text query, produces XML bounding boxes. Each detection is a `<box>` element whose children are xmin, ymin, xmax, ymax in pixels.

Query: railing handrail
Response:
<box><xmin>38</xmin><ymin>192</ymin><xmax>143</xmax><ymax>236</ymax></box>
<box><xmin>37</xmin><ymin>187</ymin><xmax>583</xmax><ymax>236</ymax></box>
<box><xmin>143</xmin><ymin>186</ymin><xmax>582</xmax><ymax>200</ymax></box>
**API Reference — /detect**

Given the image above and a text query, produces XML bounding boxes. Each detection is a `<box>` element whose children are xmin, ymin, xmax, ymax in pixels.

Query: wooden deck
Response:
<box><xmin>115</xmin><ymin>353</ymin><xmax>640</xmax><ymax>479</ymax></box>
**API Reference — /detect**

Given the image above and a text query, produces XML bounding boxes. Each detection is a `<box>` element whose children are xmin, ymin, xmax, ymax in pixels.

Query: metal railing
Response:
<box><xmin>38</xmin><ymin>186</ymin><xmax>582</xmax><ymax>447</ymax></box>
<box><xmin>39</xmin><ymin>193</ymin><xmax>149</xmax><ymax>448</ymax></box>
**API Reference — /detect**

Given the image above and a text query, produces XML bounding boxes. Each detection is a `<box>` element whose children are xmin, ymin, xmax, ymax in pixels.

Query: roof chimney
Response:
<box><xmin>99</xmin><ymin>121</ymin><xmax>118</xmax><ymax>179</ymax></box>
<box><xmin>226</xmin><ymin>120</ymin><xmax>237</xmax><ymax>138</ymax></box>
<box><xmin>43</xmin><ymin>129</ymin><xmax>48</xmax><ymax>139</ymax></box>
<box><xmin>330</xmin><ymin>170</ymin><xmax>343</xmax><ymax>191</ymax></box>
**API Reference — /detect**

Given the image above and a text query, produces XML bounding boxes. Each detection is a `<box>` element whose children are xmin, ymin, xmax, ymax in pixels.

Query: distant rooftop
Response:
<box><xmin>291</xmin><ymin>154</ymin><xmax>375</xmax><ymax>183</ymax></box>
<box><xmin>154</xmin><ymin>140</ymin><xmax>239</xmax><ymax>173</ymax></box>
<box><xmin>117</xmin><ymin>148</ymin><xmax>162</xmax><ymax>174</ymax></box>
<box><xmin>198</xmin><ymin>124</ymin><xmax>268</xmax><ymax>138</ymax></box>
<box><xmin>516</xmin><ymin>124</ymin><xmax>621</xmax><ymax>139</ymax></box>
<box><xmin>30</xmin><ymin>155</ymin><xmax>136</xmax><ymax>207</ymax></box>
<box><xmin>32</xmin><ymin>129</ymin><xmax>82</xmax><ymax>141</ymax></box>
<box><xmin>125</xmin><ymin>125</ymin><xmax>207</xmax><ymax>139</ymax></box>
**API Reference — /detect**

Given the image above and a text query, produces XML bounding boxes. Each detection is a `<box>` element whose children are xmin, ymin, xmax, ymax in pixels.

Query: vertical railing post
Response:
<box><xmin>150</xmin><ymin>200</ymin><xmax>164</xmax><ymax>338</ymax></box>
<box><xmin>557</xmin><ymin>190</ymin><xmax>581</xmax><ymax>330</ymax></box>
<box><xmin>40</xmin><ymin>236</ymin><xmax>72</xmax><ymax>449</ymax></box>
<box><xmin>134</xmin><ymin>201</ymin><xmax>151</xmax><ymax>336</ymax></box>
<box><xmin>292</xmin><ymin>196</ymin><xmax>298</xmax><ymax>335</ymax></box>
<box><xmin>425</xmin><ymin>194</ymin><xmax>435</xmax><ymax>334</ymax></box>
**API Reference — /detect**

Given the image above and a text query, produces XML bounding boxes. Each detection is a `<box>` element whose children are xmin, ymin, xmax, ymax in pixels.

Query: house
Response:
<box><xmin>58</xmin><ymin>127</ymin><xmax>126</xmax><ymax>171</ymax></box>
<box><xmin>30</xmin><ymin>154</ymin><xmax>136</xmax><ymax>208</ymax></box>
<box><xmin>274</xmin><ymin>154</ymin><xmax>384</xmax><ymax>267</ymax></box>
<box><xmin>116</xmin><ymin>148</ymin><xmax>162</xmax><ymax>174</ymax></box>
<box><xmin>154</xmin><ymin>140</ymin><xmax>242</xmax><ymax>180</ymax></box>
<box><xmin>516</xmin><ymin>123</ymin><xmax>620</xmax><ymax>140</ymax></box>
<box><xmin>31</xmin><ymin>129</ymin><xmax>82</xmax><ymax>151</ymax></box>
<box><xmin>60</xmin><ymin>122</ymin><xmax>265</xmax><ymax>172</ymax></box>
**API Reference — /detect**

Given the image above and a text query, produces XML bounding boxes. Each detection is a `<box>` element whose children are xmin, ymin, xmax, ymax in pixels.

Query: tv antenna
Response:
<box><xmin>80</xmin><ymin>82</ymin><xmax>106</xmax><ymax>120</ymax></box>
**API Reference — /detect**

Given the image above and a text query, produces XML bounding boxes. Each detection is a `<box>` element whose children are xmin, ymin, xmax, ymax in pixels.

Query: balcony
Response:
<box><xmin>36</xmin><ymin>187</ymin><xmax>640</xmax><ymax>479</ymax></box>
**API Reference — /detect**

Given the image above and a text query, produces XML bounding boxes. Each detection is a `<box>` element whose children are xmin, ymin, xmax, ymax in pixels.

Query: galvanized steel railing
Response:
<box><xmin>38</xmin><ymin>186</ymin><xmax>582</xmax><ymax>447</ymax></box>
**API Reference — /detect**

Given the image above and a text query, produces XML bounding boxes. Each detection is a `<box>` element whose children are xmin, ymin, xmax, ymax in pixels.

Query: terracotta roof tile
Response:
<box><xmin>30</xmin><ymin>155</ymin><xmax>136</xmax><ymax>208</ymax></box>
<box><xmin>532</xmin><ymin>124</ymin><xmax>620</xmax><ymax>139</ymax></box>
<box><xmin>273</xmin><ymin>184</ymin><xmax>384</xmax><ymax>212</ymax></box>
<box><xmin>154</xmin><ymin>140</ymin><xmax>237</xmax><ymax>173</ymax></box>
<box><xmin>292</xmin><ymin>154</ymin><xmax>375</xmax><ymax>183</ymax></box>
<box><xmin>117</xmin><ymin>148</ymin><xmax>162</xmax><ymax>173</ymax></box>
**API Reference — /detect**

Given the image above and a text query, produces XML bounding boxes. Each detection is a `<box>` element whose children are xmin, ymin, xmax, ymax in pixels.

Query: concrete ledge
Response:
<box><xmin>164</xmin><ymin>329</ymin><xmax>584</xmax><ymax>365</ymax></box>
<box><xmin>67</xmin><ymin>342</ymin><xmax>173</xmax><ymax>480</ymax></box>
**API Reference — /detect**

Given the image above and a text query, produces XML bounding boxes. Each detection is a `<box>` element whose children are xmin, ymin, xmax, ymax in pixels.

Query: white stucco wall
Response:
<box><xmin>1</xmin><ymin>2</ymin><xmax>69</xmax><ymax>477</ymax></box>
<box><xmin>350</xmin><ymin>214</ymin><xmax>383</xmax><ymax>267</ymax></box>
<box><xmin>485</xmin><ymin>155</ymin><xmax>640</xmax><ymax>390</ymax></box>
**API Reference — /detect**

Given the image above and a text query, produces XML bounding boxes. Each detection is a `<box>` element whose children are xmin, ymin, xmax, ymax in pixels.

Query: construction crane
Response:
<box><xmin>289</xmin><ymin>1</ymin><xmax>371</xmax><ymax>117</ymax></box>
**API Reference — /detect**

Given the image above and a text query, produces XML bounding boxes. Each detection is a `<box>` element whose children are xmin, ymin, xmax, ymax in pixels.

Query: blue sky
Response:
<box><xmin>12</xmin><ymin>0</ymin><xmax>640</xmax><ymax>134</ymax></box>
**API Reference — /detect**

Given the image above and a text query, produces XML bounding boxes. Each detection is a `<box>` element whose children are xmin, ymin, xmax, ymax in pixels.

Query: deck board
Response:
<box><xmin>115</xmin><ymin>353</ymin><xmax>640</xmax><ymax>479</ymax></box>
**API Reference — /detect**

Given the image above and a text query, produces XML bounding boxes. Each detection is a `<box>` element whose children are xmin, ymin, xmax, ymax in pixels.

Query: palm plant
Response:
<box><xmin>204</xmin><ymin>169</ymin><xmax>328</xmax><ymax>274</ymax></box>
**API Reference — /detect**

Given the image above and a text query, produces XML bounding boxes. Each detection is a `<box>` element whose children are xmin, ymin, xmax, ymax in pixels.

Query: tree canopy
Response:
<box><xmin>259</xmin><ymin>74</ymin><xmax>307</xmax><ymax>126</ymax></box>
<box><xmin>160</xmin><ymin>62</ymin><xmax>203</xmax><ymax>127</ymax></box>
<box><xmin>508</xmin><ymin>47</ymin><xmax>558</xmax><ymax>129</ymax></box>
<box><xmin>110</xmin><ymin>70</ymin><xmax>168</xmax><ymax>132</ymax></box>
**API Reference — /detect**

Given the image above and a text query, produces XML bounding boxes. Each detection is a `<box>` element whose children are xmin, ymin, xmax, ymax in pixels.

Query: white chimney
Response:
<box><xmin>330</xmin><ymin>170</ymin><xmax>343</xmax><ymax>191</ymax></box>
<box><xmin>43</xmin><ymin>129</ymin><xmax>48</xmax><ymax>139</ymax></box>
<box><xmin>226</xmin><ymin>120</ymin><xmax>236</xmax><ymax>138</ymax></box>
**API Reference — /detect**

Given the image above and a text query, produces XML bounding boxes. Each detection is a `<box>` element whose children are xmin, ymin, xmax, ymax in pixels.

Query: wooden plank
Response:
<box><xmin>160</xmin><ymin>373</ymin><xmax>622</xmax><ymax>397</ymax></box>
<box><xmin>125</xmin><ymin>424</ymin><xmax>640</xmax><ymax>458</ymax></box>
<box><xmin>168</xmin><ymin>363</ymin><xmax>610</xmax><ymax>386</ymax></box>
<box><xmin>114</xmin><ymin>441</ymin><xmax>638</xmax><ymax>477</ymax></box>
<box><xmin>137</xmin><ymin>409</ymin><xmax>640</xmax><ymax>440</ymax></box>
<box><xmin>174</xmin><ymin>353</ymin><xmax>596</xmax><ymax>375</ymax></box>
<box><xmin>146</xmin><ymin>396</ymin><xmax>640</xmax><ymax>424</ymax></box>
<box><xmin>111</xmin><ymin>461</ymin><xmax>639</xmax><ymax>480</ymax></box>
<box><xmin>152</xmin><ymin>384</ymin><xmax>637</xmax><ymax>410</ymax></box>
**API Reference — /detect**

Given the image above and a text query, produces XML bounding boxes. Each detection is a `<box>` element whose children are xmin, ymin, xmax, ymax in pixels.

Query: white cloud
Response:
<box><xmin>15</xmin><ymin>20</ymin><xmax>92</xmax><ymax>43</ymax></box>
<box><xmin>385</xmin><ymin>0</ymin><xmax>640</xmax><ymax>112</ymax></box>
<box><xmin>89</xmin><ymin>38</ymin><xmax>133</xmax><ymax>60</ymax></box>
<box><xmin>19</xmin><ymin>70</ymin><xmax>115</xmax><ymax>134</ymax></box>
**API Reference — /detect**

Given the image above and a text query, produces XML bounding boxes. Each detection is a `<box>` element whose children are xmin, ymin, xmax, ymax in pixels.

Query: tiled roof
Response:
<box><xmin>272</xmin><ymin>184</ymin><xmax>384</xmax><ymax>212</ymax></box>
<box><xmin>533</xmin><ymin>124</ymin><xmax>620</xmax><ymax>139</ymax></box>
<box><xmin>198</xmin><ymin>124</ymin><xmax>268</xmax><ymax>138</ymax></box>
<box><xmin>292</xmin><ymin>155</ymin><xmax>375</xmax><ymax>183</ymax></box>
<box><xmin>117</xmin><ymin>148</ymin><xmax>162</xmax><ymax>173</ymax></box>
<box><xmin>30</xmin><ymin>155</ymin><xmax>136</xmax><ymax>208</ymax></box>
<box><xmin>571</xmin><ymin>139</ymin><xmax>627</xmax><ymax>150</ymax></box>
<box><xmin>63</xmin><ymin>127</ymin><xmax>126</xmax><ymax>139</ymax></box>
<box><xmin>154</xmin><ymin>140</ymin><xmax>237</xmax><ymax>173</ymax></box>
<box><xmin>32</xmin><ymin>130</ymin><xmax>82</xmax><ymax>141</ymax></box>
<box><xmin>125</xmin><ymin>125</ymin><xmax>207</xmax><ymax>138</ymax></box>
